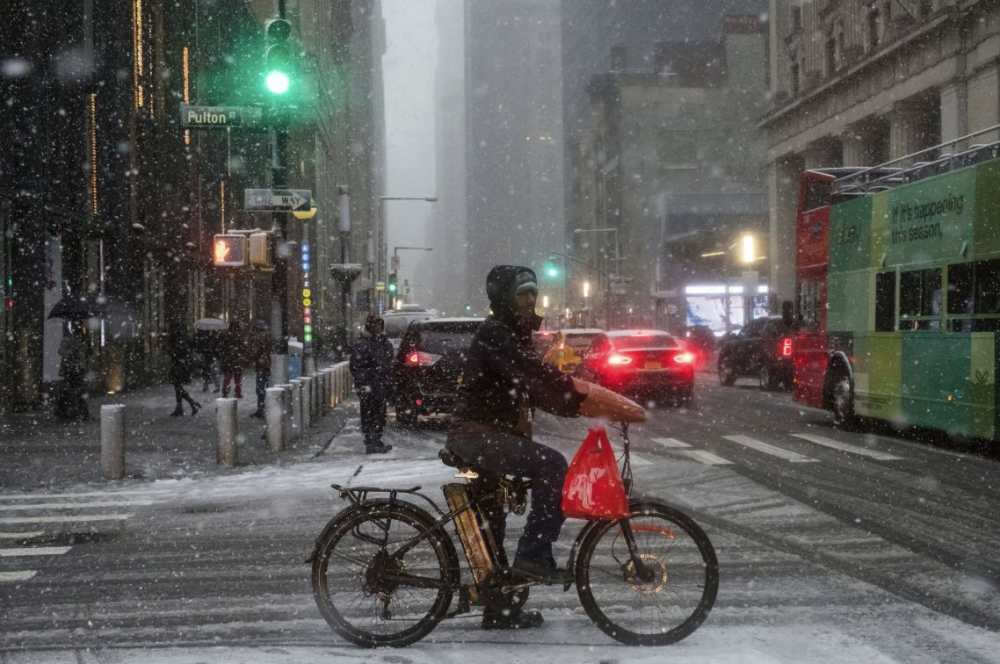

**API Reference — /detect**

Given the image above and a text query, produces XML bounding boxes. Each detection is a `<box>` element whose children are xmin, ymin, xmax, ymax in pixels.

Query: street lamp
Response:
<box><xmin>378</xmin><ymin>196</ymin><xmax>437</xmax><ymax>311</ymax></box>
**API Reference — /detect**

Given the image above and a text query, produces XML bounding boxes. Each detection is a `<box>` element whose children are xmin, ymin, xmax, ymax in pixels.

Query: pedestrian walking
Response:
<box><xmin>168</xmin><ymin>323</ymin><xmax>201</xmax><ymax>417</ymax></box>
<box><xmin>249</xmin><ymin>320</ymin><xmax>271</xmax><ymax>418</ymax></box>
<box><xmin>349</xmin><ymin>315</ymin><xmax>395</xmax><ymax>454</ymax></box>
<box><xmin>221</xmin><ymin>320</ymin><xmax>247</xmax><ymax>399</ymax></box>
<box><xmin>194</xmin><ymin>329</ymin><xmax>221</xmax><ymax>393</ymax></box>
<box><xmin>56</xmin><ymin>320</ymin><xmax>91</xmax><ymax>421</ymax></box>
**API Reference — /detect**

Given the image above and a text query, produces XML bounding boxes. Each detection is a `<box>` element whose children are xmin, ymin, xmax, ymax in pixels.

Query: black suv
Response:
<box><xmin>393</xmin><ymin>318</ymin><xmax>483</xmax><ymax>426</ymax></box>
<box><xmin>717</xmin><ymin>316</ymin><xmax>794</xmax><ymax>390</ymax></box>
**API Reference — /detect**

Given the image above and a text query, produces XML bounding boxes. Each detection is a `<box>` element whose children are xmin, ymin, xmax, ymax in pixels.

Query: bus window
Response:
<box><xmin>874</xmin><ymin>272</ymin><xmax>896</xmax><ymax>332</ymax></box>
<box><xmin>974</xmin><ymin>259</ymin><xmax>1000</xmax><ymax>314</ymax></box>
<box><xmin>798</xmin><ymin>280</ymin><xmax>821</xmax><ymax>331</ymax></box>
<box><xmin>946</xmin><ymin>263</ymin><xmax>973</xmax><ymax>332</ymax></box>
<box><xmin>899</xmin><ymin>268</ymin><xmax>941</xmax><ymax>330</ymax></box>
<box><xmin>803</xmin><ymin>179</ymin><xmax>831</xmax><ymax>212</ymax></box>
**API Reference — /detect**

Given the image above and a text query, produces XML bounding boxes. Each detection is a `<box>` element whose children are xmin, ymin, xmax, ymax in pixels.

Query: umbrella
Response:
<box><xmin>47</xmin><ymin>293</ymin><xmax>131</xmax><ymax>320</ymax></box>
<box><xmin>194</xmin><ymin>317</ymin><xmax>228</xmax><ymax>331</ymax></box>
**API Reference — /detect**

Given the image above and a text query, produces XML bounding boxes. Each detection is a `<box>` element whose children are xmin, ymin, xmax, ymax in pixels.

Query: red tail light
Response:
<box><xmin>780</xmin><ymin>337</ymin><xmax>794</xmax><ymax>357</ymax></box>
<box><xmin>406</xmin><ymin>351</ymin><xmax>441</xmax><ymax>366</ymax></box>
<box><xmin>606</xmin><ymin>353</ymin><xmax>632</xmax><ymax>366</ymax></box>
<box><xmin>673</xmin><ymin>352</ymin><xmax>696</xmax><ymax>364</ymax></box>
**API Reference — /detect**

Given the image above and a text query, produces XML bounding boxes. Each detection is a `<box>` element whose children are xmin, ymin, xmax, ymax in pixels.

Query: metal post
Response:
<box><xmin>100</xmin><ymin>404</ymin><xmax>125</xmax><ymax>480</ymax></box>
<box><xmin>265</xmin><ymin>387</ymin><xmax>285</xmax><ymax>451</ymax></box>
<box><xmin>300</xmin><ymin>376</ymin><xmax>313</xmax><ymax>428</ymax></box>
<box><xmin>270</xmin><ymin>0</ymin><xmax>290</xmax><ymax>388</ymax></box>
<box><xmin>280</xmin><ymin>384</ymin><xmax>293</xmax><ymax>447</ymax></box>
<box><xmin>290</xmin><ymin>379</ymin><xmax>303</xmax><ymax>440</ymax></box>
<box><xmin>216</xmin><ymin>398</ymin><xmax>238</xmax><ymax>466</ymax></box>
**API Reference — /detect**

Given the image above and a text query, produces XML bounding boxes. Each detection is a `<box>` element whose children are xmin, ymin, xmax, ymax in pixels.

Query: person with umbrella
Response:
<box><xmin>56</xmin><ymin>319</ymin><xmax>91</xmax><ymax>421</ymax></box>
<box><xmin>221</xmin><ymin>320</ymin><xmax>248</xmax><ymax>399</ymax></box>
<box><xmin>167</xmin><ymin>323</ymin><xmax>201</xmax><ymax>416</ymax></box>
<box><xmin>193</xmin><ymin>317</ymin><xmax>226</xmax><ymax>393</ymax></box>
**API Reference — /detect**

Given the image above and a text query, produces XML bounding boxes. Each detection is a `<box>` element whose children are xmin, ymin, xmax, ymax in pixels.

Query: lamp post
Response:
<box><xmin>572</xmin><ymin>227</ymin><xmax>621</xmax><ymax>327</ymax></box>
<box><xmin>378</xmin><ymin>196</ymin><xmax>437</xmax><ymax>312</ymax></box>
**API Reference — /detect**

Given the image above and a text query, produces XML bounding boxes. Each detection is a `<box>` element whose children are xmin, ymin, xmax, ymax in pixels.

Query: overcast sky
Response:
<box><xmin>382</xmin><ymin>0</ymin><xmax>438</xmax><ymax>302</ymax></box>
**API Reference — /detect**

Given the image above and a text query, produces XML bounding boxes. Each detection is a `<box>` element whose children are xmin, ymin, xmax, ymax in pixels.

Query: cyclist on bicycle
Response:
<box><xmin>447</xmin><ymin>265</ymin><xmax>588</xmax><ymax>630</ymax></box>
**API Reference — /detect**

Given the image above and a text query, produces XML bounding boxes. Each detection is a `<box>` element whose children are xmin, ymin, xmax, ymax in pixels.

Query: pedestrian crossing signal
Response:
<box><xmin>213</xmin><ymin>235</ymin><xmax>247</xmax><ymax>267</ymax></box>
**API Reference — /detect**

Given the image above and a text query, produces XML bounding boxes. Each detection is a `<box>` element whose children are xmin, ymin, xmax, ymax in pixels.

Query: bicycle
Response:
<box><xmin>308</xmin><ymin>422</ymin><xmax>719</xmax><ymax>647</ymax></box>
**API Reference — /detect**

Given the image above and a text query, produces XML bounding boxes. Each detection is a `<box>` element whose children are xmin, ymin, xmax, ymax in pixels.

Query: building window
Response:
<box><xmin>919</xmin><ymin>0</ymin><xmax>933</xmax><ymax>16</ymax></box>
<box><xmin>790</xmin><ymin>5</ymin><xmax>802</xmax><ymax>31</ymax></box>
<box><xmin>867</xmin><ymin>9</ymin><xmax>880</xmax><ymax>51</ymax></box>
<box><xmin>790</xmin><ymin>60</ymin><xmax>800</xmax><ymax>96</ymax></box>
<box><xmin>824</xmin><ymin>34</ymin><xmax>837</xmax><ymax>77</ymax></box>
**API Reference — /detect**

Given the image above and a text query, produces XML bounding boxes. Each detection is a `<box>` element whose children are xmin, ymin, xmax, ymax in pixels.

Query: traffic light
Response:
<box><xmin>213</xmin><ymin>235</ymin><xmax>247</xmax><ymax>267</ymax></box>
<box><xmin>248</xmin><ymin>231</ymin><xmax>273</xmax><ymax>268</ymax></box>
<box><xmin>543</xmin><ymin>262</ymin><xmax>560</xmax><ymax>279</ymax></box>
<box><xmin>387</xmin><ymin>272</ymin><xmax>398</xmax><ymax>294</ymax></box>
<box><xmin>264</xmin><ymin>18</ymin><xmax>292</xmax><ymax>97</ymax></box>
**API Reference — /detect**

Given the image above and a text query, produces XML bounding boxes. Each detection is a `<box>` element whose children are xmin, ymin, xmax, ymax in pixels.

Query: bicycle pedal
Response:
<box><xmin>454</xmin><ymin>469</ymin><xmax>479</xmax><ymax>480</ymax></box>
<box><xmin>500</xmin><ymin>581</ymin><xmax>538</xmax><ymax>594</ymax></box>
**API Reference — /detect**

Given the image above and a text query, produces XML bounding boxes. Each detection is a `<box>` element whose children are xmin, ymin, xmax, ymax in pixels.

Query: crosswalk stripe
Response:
<box><xmin>723</xmin><ymin>435</ymin><xmax>818</xmax><ymax>463</ymax></box>
<box><xmin>0</xmin><ymin>500</ymin><xmax>154</xmax><ymax>512</ymax></box>
<box><xmin>0</xmin><ymin>490</ymin><xmax>165</xmax><ymax>502</ymax></box>
<box><xmin>790</xmin><ymin>433</ymin><xmax>901</xmax><ymax>461</ymax></box>
<box><xmin>0</xmin><ymin>571</ymin><xmax>37</xmax><ymax>582</ymax></box>
<box><xmin>675</xmin><ymin>450</ymin><xmax>733</xmax><ymax>465</ymax></box>
<box><xmin>0</xmin><ymin>532</ymin><xmax>43</xmax><ymax>539</ymax></box>
<box><xmin>652</xmin><ymin>437</ymin><xmax>691</xmax><ymax>448</ymax></box>
<box><xmin>628</xmin><ymin>453</ymin><xmax>652</xmax><ymax>467</ymax></box>
<box><xmin>0</xmin><ymin>546</ymin><xmax>72</xmax><ymax>557</ymax></box>
<box><xmin>0</xmin><ymin>514</ymin><xmax>133</xmax><ymax>525</ymax></box>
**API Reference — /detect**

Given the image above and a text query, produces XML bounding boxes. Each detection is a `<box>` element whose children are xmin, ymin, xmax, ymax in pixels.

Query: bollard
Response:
<box><xmin>320</xmin><ymin>369</ymin><xmax>331</xmax><ymax>414</ymax></box>
<box><xmin>328</xmin><ymin>369</ymin><xmax>336</xmax><ymax>408</ymax></box>
<box><xmin>216</xmin><ymin>398</ymin><xmax>238</xmax><ymax>466</ymax></box>
<box><xmin>301</xmin><ymin>376</ymin><xmax>313</xmax><ymax>429</ymax></box>
<box><xmin>101</xmin><ymin>404</ymin><xmax>126</xmax><ymax>480</ymax></box>
<box><xmin>280</xmin><ymin>384</ymin><xmax>293</xmax><ymax>448</ymax></box>
<box><xmin>265</xmin><ymin>387</ymin><xmax>285</xmax><ymax>452</ymax></box>
<box><xmin>310</xmin><ymin>373</ymin><xmax>320</xmax><ymax>420</ymax></box>
<box><xmin>290</xmin><ymin>379</ymin><xmax>303</xmax><ymax>441</ymax></box>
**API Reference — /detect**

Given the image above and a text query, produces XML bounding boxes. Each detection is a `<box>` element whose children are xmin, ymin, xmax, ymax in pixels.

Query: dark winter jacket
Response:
<box><xmin>453</xmin><ymin>265</ymin><xmax>584</xmax><ymax>436</ymax></box>
<box><xmin>349</xmin><ymin>334</ymin><xmax>395</xmax><ymax>397</ymax></box>
<box><xmin>220</xmin><ymin>323</ymin><xmax>248</xmax><ymax>371</ymax></box>
<box><xmin>168</xmin><ymin>329</ymin><xmax>194</xmax><ymax>385</ymax></box>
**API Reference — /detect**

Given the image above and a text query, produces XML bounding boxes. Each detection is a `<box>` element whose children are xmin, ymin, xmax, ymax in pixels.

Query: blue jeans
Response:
<box><xmin>446</xmin><ymin>425</ymin><xmax>568</xmax><ymax>564</ymax></box>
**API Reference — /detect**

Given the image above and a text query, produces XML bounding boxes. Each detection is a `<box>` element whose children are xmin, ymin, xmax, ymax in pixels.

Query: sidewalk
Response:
<box><xmin>0</xmin><ymin>369</ymin><xmax>352</xmax><ymax>493</ymax></box>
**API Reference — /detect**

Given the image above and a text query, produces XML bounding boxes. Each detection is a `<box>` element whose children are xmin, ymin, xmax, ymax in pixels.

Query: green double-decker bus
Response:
<box><xmin>793</xmin><ymin>137</ymin><xmax>1000</xmax><ymax>440</ymax></box>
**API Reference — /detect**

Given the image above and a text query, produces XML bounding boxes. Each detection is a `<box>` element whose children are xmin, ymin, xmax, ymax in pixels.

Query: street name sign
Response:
<box><xmin>244</xmin><ymin>189</ymin><xmax>312</xmax><ymax>213</ymax></box>
<box><xmin>180</xmin><ymin>104</ymin><xmax>263</xmax><ymax>128</ymax></box>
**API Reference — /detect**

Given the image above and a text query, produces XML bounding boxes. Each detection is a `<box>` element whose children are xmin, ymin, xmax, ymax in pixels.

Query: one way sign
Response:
<box><xmin>244</xmin><ymin>188</ymin><xmax>312</xmax><ymax>213</ymax></box>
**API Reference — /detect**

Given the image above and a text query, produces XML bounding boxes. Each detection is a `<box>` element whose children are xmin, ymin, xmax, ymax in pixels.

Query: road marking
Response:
<box><xmin>0</xmin><ymin>514</ymin><xmax>133</xmax><ymax>525</ymax></box>
<box><xmin>628</xmin><ymin>453</ymin><xmax>652</xmax><ymax>467</ymax></box>
<box><xmin>0</xmin><ymin>490</ymin><xmax>164</xmax><ymax>501</ymax></box>
<box><xmin>675</xmin><ymin>450</ymin><xmax>733</xmax><ymax>465</ymax></box>
<box><xmin>0</xmin><ymin>546</ymin><xmax>72</xmax><ymax>557</ymax></box>
<box><xmin>0</xmin><ymin>500</ymin><xmax>153</xmax><ymax>511</ymax></box>
<box><xmin>790</xmin><ymin>433</ymin><xmax>901</xmax><ymax>461</ymax></box>
<box><xmin>723</xmin><ymin>435</ymin><xmax>819</xmax><ymax>463</ymax></box>
<box><xmin>0</xmin><ymin>571</ymin><xmax>37</xmax><ymax>582</ymax></box>
<box><xmin>0</xmin><ymin>532</ymin><xmax>43</xmax><ymax>539</ymax></box>
<box><xmin>652</xmin><ymin>437</ymin><xmax>691</xmax><ymax>448</ymax></box>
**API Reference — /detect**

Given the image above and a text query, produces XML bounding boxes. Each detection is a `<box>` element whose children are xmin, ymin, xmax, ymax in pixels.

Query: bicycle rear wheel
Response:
<box><xmin>311</xmin><ymin>501</ymin><xmax>458</xmax><ymax>648</ymax></box>
<box><xmin>575</xmin><ymin>502</ymin><xmax>719</xmax><ymax>646</ymax></box>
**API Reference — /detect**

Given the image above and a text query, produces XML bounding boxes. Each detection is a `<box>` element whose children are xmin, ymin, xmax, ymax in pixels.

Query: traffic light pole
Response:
<box><xmin>269</xmin><ymin>121</ymin><xmax>289</xmax><ymax>384</ymax></box>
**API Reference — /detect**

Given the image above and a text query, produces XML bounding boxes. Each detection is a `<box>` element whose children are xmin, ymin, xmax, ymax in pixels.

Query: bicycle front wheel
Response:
<box><xmin>575</xmin><ymin>502</ymin><xmax>719</xmax><ymax>646</ymax></box>
<box><xmin>311</xmin><ymin>502</ymin><xmax>458</xmax><ymax>648</ymax></box>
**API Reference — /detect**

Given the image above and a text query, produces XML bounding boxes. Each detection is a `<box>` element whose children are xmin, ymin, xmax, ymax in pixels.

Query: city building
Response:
<box><xmin>430</xmin><ymin>0</ymin><xmax>468</xmax><ymax>316</ymax></box>
<box><xmin>0</xmin><ymin>0</ymin><xmax>383</xmax><ymax>410</ymax></box>
<box><xmin>463</xmin><ymin>0</ymin><xmax>564</xmax><ymax>310</ymax></box>
<box><xmin>570</xmin><ymin>16</ymin><xmax>768</xmax><ymax>332</ymax></box>
<box><xmin>761</xmin><ymin>0</ymin><xmax>996</xmax><ymax>304</ymax></box>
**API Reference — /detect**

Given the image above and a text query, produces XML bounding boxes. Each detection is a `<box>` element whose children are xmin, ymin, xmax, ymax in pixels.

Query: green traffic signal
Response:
<box><xmin>266</xmin><ymin>70</ymin><xmax>290</xmax><ymax>95</ymax></box>
<box><xmin>388</xmin><ymin>272</ymin><xmax>398</xmax><ymax>293</ymax></box>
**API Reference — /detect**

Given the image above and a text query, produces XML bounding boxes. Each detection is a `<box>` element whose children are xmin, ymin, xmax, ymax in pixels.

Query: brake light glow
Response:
<box><xmin>780</xmin><ymin>337</ymin><xmax>793</xmax><ymax>357</ymax></box>
<box><xmin>673</xmin><ymin>352</ymin><xmax>696</xmax><ymax>364</ymax></box>
<box><xmin>406</xmin><ymin>351</ymin><xmax>441</xmax><ymax>366</ymax></box>
<box><xmin>606</xmin><ymin>353</ymin><xmax>632</xmax><ymax>366</ymax></box>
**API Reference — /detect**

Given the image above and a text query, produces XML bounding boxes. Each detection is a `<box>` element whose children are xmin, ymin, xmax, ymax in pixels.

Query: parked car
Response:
<box><xmin>393</xmin><ymin>318</ymin><xmax>483</xmax><ymax>426</ymax></box>
<box><xmin>543</xmin><ymin>328</ymin><xmax>604</xmax><ymax>374</ymax></box>
<box><xmin>574</xmin><ymin>329</ymin><xmax>695</xmax><ymax>404</ymax></box>
<box><xmin>384</xmin><ymin>306</ymin><xmax>439</xmax><ymax>351</ymax></box>
<box><xmin>716</xmin><ymin>316</ymin><xmax>794</xmax><ymax>390</ymax></box>
<box><xmin>532</xmin><ymin>329</ymin><xmax>557</xmax><ymax>354</ymax></box>
<box><xmin>683</xmin><ymin>325</ymin><xmax>717</xmax><ymax>366</ymax></box>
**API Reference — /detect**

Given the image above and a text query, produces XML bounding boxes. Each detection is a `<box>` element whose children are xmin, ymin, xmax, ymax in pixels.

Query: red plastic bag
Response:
<box><xmin>561</xmin><ymin>427</ymin><xmax>630</xmax><ymax>520</ymax></box>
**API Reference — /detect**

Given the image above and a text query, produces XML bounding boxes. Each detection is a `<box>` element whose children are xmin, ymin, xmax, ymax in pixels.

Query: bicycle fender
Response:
<box><xmin>305</xmin><ymin>498</ymin><xmax>438</xmax><ymax>564</ymax></box>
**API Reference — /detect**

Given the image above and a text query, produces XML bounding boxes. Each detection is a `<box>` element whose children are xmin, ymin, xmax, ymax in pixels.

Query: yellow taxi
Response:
<box><xmin>542</xmin><ymin>328</ymin><xmax>604</xmax><ymax>374</ymax></box>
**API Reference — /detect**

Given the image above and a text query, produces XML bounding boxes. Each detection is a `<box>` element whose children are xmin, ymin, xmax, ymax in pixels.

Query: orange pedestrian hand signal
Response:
<box><xmin>212</xmin><ymin>234</ymin><xmax>247</xmax><ymax>267</ymax></box>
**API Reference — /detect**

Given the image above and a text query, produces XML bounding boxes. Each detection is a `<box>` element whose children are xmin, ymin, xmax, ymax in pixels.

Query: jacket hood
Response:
<box><xmin>486</xmin><ymin>265</ymin><xmax>537</xmax><ymax>313</ymax></box>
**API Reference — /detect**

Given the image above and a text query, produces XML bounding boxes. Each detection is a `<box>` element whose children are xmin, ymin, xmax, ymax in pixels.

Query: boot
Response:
<box><xmin>511</xmin><ymin>558</ymin><xmax>574</xmax><ymax>585</ymax></box>
<box><xmin>170</xmin><ymin>405</ymin><xmax>184</xmax><ymax>417</ymax></box>
<box><xmin>190</xmin><ymin>401</ymin><xmax>201</xmax><ymax>416</ymax></box>
<box><xmin>481</xmin><ymin>606</ymin><xmax>544</xmax><ymax>630</ymax></box>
